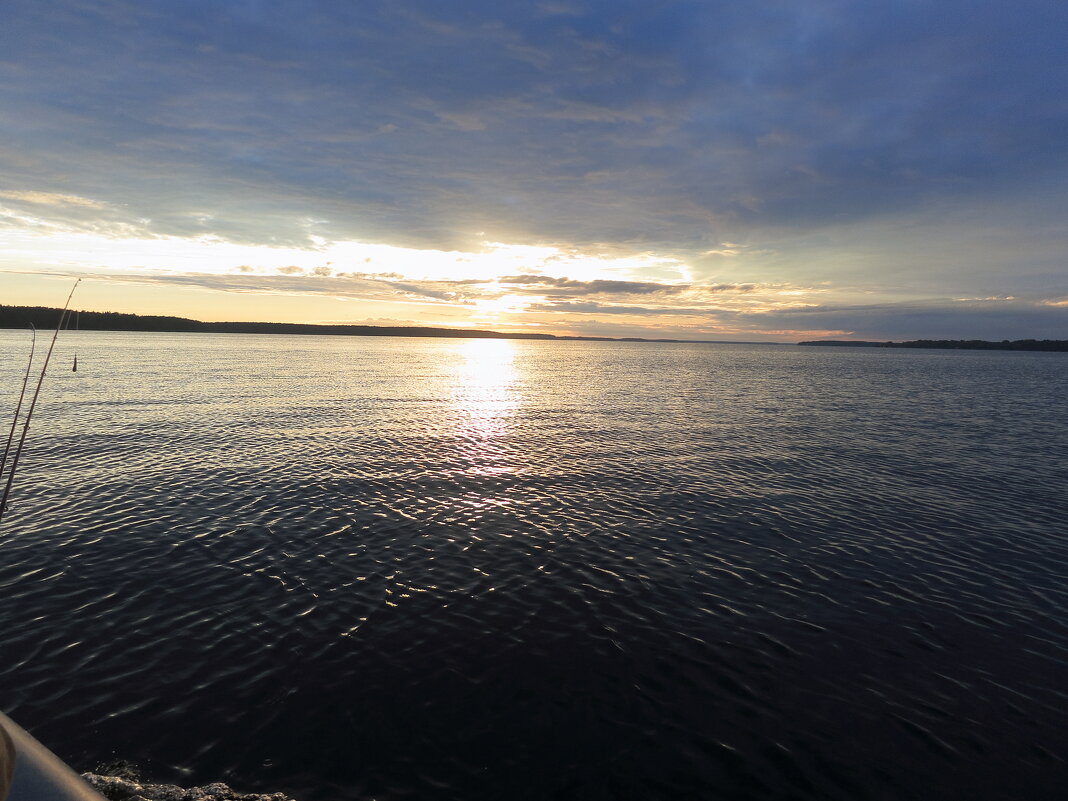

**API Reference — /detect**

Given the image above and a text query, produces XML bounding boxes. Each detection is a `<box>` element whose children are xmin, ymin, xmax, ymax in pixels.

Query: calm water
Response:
<box><xmin>1</xmin><ymin>331</ymin><xmax>1066</xmax><ymax>800</ymax></box>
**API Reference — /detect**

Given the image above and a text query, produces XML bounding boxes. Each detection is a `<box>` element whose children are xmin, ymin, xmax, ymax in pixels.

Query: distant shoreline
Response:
<box><xmin>798</xmin><ymin>339</ymin><xmax>1068</xmax><ymax>352</ymax></box>
<box><xmin>0</xmin><ymin>305</ymin><xmax>771</xmax><ymax>345</ymax></box>
<box><xmin>8</xmin><ymin>306</ymin><xmax>1060</xmax><ymax>350</ymax></box>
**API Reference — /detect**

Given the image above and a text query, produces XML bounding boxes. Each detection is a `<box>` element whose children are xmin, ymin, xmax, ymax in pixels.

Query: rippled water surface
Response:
<box><xmin>1</xmin><ymin>331</ymin><xmax>1067</xmax><ymax>800</ymax></box>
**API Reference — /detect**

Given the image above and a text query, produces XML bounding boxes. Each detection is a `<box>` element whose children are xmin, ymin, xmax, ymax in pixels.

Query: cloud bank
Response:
<box><xmin>0</xmin><ymin>0</ymin><xmax>1066</xmax><ymax>339</ymax></box>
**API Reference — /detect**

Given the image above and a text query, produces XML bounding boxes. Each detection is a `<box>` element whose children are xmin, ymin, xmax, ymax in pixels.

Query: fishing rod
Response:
<box><xmin>0</xmin><ymin>325</ymin><xmax>35</xmax><ymax>482</ymax></box>
<box><xmin>0</xmin><ymin>280</ymin><xmax>80</xmax><ymax>526</ymax></box>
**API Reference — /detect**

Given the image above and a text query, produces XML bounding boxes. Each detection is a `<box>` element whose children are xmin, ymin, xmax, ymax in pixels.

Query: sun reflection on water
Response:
<box><xmin>450</xmin><ymin>338</ymin><xmax>521</xmax><ymax>474</ymax></box>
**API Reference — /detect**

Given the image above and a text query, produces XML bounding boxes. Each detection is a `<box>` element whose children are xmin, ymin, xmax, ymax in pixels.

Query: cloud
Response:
<box><xmin>17</xmin><ymin>268</ymin><xmax>497</xmax><ymax>309</ymax></box>
<box><xmin>498</xmin><ymin>275</ymin><xmax>686</xmax><ymax>294</ymax></box>
<box><xmin>2</xmin><ymin>0</ymin><xmax>1065</xmax><ymax>256</ymax></box>
<box><xmin>1</xmin><ymin>0</ymin><xmax>1066</xmax><ymax>336</ymax></box>
<box><xmin>11</xmin><ymin>264</ymin><xmax>1063</xmax><ymax>342</ymax></box>
<box><xmin>739</xmin><ymin>298</ymin><xmax>1068</xmax><ymax>341</ymax></box>
<box><xmin>525</xmin><ymin>294</ymin><xmax>1068</xmax><ymax>341</ymax></box>
<box><xmin>703</xmin><ymin>283</ymin><xmax>757</xmax><ymax>294</ymax></box>
<box><xmin>498</xmin><ymin>274</ymin><xmax>761</xmax><ymax>297</ymax></box>
<box><xmin>529</xmin><ymin>301</ymin><xmax>711</xmax><ymax>316</ymax></box>
<box><xmin>380</xmin><ymin>280</ymin><xmax>457</xmax><ymax>301</ymax></box>
<box><xmin>0</xmin><ymin>190</ymin><xmax>111</xmax><ymax>209</ymax></box>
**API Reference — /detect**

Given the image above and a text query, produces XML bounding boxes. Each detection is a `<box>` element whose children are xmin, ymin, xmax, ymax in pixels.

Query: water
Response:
<box><xmin>1</xmin><ymin>331</ymin><xmax>1066</xmax><ymax>800</ymax></box>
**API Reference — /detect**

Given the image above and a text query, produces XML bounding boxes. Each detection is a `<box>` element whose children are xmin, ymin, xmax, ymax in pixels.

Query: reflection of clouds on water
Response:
<box><xmin>450</xmin><ymin>339</ymin><xmax>520</xmax><ymax>474</ymax></box>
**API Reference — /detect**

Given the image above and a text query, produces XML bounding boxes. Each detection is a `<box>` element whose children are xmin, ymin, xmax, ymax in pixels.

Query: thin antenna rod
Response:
<box><xmin>0</xmin><ymin>280</ymin><xmax>80</xmax><ymax>525</ymax></box>
<box><xmin>0</xmin><ymin>325</ymin><xmax>36</xmax><ymax>480</ymax></box>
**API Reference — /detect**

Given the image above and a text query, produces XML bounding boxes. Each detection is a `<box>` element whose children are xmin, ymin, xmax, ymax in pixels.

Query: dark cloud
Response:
<box><xmin>1</xmin><ymin>0</ymin><xmax>1066</xmax><ymax>338</ymax></box>
<box><xmin>701</xmin><ymin>283</ymin><xmax>757</xmax><ymax>294</ymax></box>
<box><xmin>526</xmin><ymin>294</ymin><xmax>1068</xmax><ymax>341</ymax></box>
<box><xmin>498</xmin><ymin>275</ymin><xmax>687</xmax><ymax>294</ymax></box>
<box><xmin>499</xmin><ymin>275</ymin><xmax>759</xmax><ymax>296</ymax></box>
<box><xmin>740</xmin><ymin>299</ymin><xmax>1068</xmax><ymax>340</ymax></box>
<box><xmin>1</xmin><ymin>0</ymin><xmax>1066</xmax><ymax>256</ymax></box>
<box><xmin>379</xmin><ymin>280</ymin><xmax>457</xmax><ymax>301</ymax></box>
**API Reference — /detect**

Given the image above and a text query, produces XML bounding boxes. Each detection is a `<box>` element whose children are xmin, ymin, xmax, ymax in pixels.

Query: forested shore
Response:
<box><xmin>798</xmin><ymin>339</ymin><xmax>1068</xmax><ymax>352</ymax></box>
<box><xmin>0</xmin><ymin>305</ymin><xmax>678</xmax><ymax>343</ymax></box>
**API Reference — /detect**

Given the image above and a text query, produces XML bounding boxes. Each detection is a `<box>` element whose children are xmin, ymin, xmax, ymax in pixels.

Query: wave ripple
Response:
<box><xmin>1</xmin><ymin>333</ymin><xmax>1067</xmax><ymax>801</ymax></box>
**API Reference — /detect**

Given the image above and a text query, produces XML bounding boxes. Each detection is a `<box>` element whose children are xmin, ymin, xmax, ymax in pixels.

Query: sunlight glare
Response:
<box><xmin>449</xmin><ymin>338</ymin><xmax>522</xmax><ymax>475</ymax></box>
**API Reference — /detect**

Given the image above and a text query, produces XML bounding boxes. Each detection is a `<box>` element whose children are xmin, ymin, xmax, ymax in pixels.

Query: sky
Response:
<box><xmin>1</xmin><ymin>0</ymin><xmax>1066</xmax><ymax>341</ymax></box>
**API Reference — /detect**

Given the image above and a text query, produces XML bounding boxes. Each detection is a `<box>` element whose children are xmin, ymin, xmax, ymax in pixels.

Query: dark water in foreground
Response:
<box><xmin>1</xmin><ymin>332</ymin><xmax>1066</xmax><ymax>800</ymax></box>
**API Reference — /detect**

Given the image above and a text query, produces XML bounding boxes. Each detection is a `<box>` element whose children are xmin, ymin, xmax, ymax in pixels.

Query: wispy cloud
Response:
<box><xmin>0</xmin><ymin>190</ymin><xmax>111</xmax><ymax>209</ymax></box>
<box><xmin>529</xmin><ymin>301</ymin><xmax>714</xmax><ymax>316</ymax></box>
<box><xmin>10</xmin><ymin>266</ymin><xmax>1064</xmax><ymax>341</ymax></box>
<box><xmin>498</xmin><ymin>275</ymin><xmax>687</xmax><ymax>295</ymax></box>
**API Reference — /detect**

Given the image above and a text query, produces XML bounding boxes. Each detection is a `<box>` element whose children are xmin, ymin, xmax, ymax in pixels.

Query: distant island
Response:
<box><xmin>798</xmin><ymin>339</ymin><xmax>1068</xmax><ymax>352</ymax></box>
<box><xmin>1</xmin><ymin>304</ymin><xmax>700</xmax><ymax>344</ymax></box>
